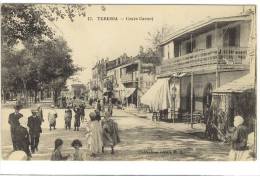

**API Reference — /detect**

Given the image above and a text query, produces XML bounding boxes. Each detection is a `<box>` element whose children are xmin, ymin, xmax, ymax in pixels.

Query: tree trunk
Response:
<box><xmin>40</xmin><ymin>89</ymin><xmax>44</xmax><ymax>100</ymax></box>
<box><xmin>22</xmin><ymin>80</ymin><xmax>28</xmax><ymax>106</ymax></box>
<box><xmin>34</xmin><ymin>89</ymin><xmax>38</xmax><ymax>103</ymax></box>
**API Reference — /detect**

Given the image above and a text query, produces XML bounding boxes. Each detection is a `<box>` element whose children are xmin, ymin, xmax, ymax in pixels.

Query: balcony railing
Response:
<box><xmin>159</xmin><ymin>47</ymin><xmax>248</xmax><ymax>75</ymax></box>
<box><xmin>121</xmin><ymin>74</ymin><xmax>138</xmax><ymax>83</ymax></box>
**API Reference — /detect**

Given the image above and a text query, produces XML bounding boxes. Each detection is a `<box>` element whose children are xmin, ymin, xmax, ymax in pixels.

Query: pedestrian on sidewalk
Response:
<box><xmin>8</xmin><ymin>104</ymin><xmax>23</xmax><ymax>151</ymax></box>
<box><xmin>101</xmin><ymin>111</ymin><xmax>120</xmax><ymax>154</ymax></box>
<box><xmin>85</xmin><ymin>112</ymin><xmax>103</xmax><ymax>157</ymax></box>
<box><xmin>80</xmin><ymin>103</ymin><xmax>86</xmax><ymax>122</ymax></box>
<box><xmin>51</xmin><ymin>138</ymin><xmax>69</xmax><ymax>161</ymax></box>
<box><xmin>107</xmin><ymin>98</ymin><xmax>113</xmax><ymax>116</ymax></box>
<box><xmin>36</xmin><ymin>104</ymin><xmax>44</xmax><ymax>122</ymax></box>
<box><xmin>73</xmin><ymin>106</ymin><xmax>81</xmax><ymax>131</ymax></box>
<box><xmin>48</xmin><ymin>105</ymin><xmax>58</xmax><ymax>131</ymax></box>
<box><xmin>71</xmin><ymin>139</ymin><xmax>85</xmax><ymax>161</ymax></box>
<box><xmin>64</xmin><ymin>108</ymin><xmax>72</xmax><ymax>130</ymax></box>
<box><xmin>228</xmin><ymin>115</ymin><xmax>248</xmax><ymax>161</ymax></box>
<box><xmin>27</xmin><ymin>108</ymin><xmax>42</xmax><ymax>153</ymax></box>
<box><xmin>15</xmin><ymin>118</ymin><xmax>31</xmax><ymax>160</ymax></box>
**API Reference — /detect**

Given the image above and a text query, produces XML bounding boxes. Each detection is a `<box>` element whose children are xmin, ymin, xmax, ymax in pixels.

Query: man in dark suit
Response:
<box><xmin>8</xmin><ymin>104</ymin><xmax>23</xmax><ymax>150</ymax></box>
<box><xmin>15</xmin><ymin>124</ymin><xmax>31</xmax><ymax>159</ymax></box>
<box><xmin>27</xmin><ymin>109</ymin><xmax>42</xmax><ymax>153</ymax></box>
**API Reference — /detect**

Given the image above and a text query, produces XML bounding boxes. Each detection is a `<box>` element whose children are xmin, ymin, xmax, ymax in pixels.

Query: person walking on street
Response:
<box><xmin>8</xmin><ymin>104</ymin><xmax>23</xmax><ymax>151</ymax></box>
<box><xmin>85</xmin><ymin>112</ymin><xmax>103</xmax><ymax>157</ymax></box>
<box><xmin>64</xmin><ymin>108</ymin><xmax>72</xmax><ymax>130</ymax></box>
<box><xmin>96</xmin><ymin>99</ymin><xmax>102</xmax><ymax>112</ymax></box>
<box><xmin>15</xmin><ymin>118</ymin><xmax>31</xmax><ymax>160</ymax></box>
<box><xmin>229</xmin><ymin>115</ymin><xmax>248</xmax><ymax>161</ymax></box>
<box><xmin>36</xmin><ymin>104</ymin><xmax>44</xmax><ymax>122</ymax></box>
<box><xmin>48</xmin><ymin>105</ymin><xmax>57</xmax><ymax>131</ymax></box>
<box><xmin>73</xmin><ymin>106</ymin><xmax>81</xmax><ymax>131</ymax></box>
<box><xmin>80</xmin><ymin>103</ymin><xmax>86</xmax><ymax>122</ymax></box>
<box><xmin>107</xmin><ymin>98</ymin><xmax>113</xmax><ymax>116</ymax></box>
<box><xmin>27</xmin><ymin>108</ymin><xmax>42</xmax><ymax>153</ymax></box>
<box><xmin>101</xmin><ymin>111</ymin><xmax>120</xmax><ymax>154</ymax></box>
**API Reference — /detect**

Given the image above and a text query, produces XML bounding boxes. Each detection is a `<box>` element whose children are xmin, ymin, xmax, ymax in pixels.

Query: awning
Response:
<box><xmin>114</xmin><ymin>83</ymin><xmax>126</xmax><ymax>91</ymax></box>
<box><xmin>122</xmin><ymin>88</ymin><xmax>136</xmax><ymax>98</ymax></box>
<box><xmin>141</xmin><ymin>78</ymin><xmax>171</xmax><ymax>111</ymax></box>
<box><xmin>213</xmin><ymin>74</ymin><xmax>255</xmax><ymax>94</ymax></box>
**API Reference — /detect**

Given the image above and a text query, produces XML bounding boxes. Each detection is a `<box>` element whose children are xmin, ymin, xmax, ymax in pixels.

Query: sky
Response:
<box><xmin>52</xmin><ymin>5</ymin><xmax>248</xmax><ymax>85</ymax></box>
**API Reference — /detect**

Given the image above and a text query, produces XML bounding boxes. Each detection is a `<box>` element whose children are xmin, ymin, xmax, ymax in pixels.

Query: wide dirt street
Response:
<box><xmin>1</xmin><ymin>107</ymin><xmax>230</xmax><ymax>160</ymax></box>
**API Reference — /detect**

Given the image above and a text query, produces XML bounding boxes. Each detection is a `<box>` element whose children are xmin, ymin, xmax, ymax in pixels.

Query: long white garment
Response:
<box><xmin>85</xmin><ymin>121</ymin><xmax>103</xmax><ymax>154</ymax></box>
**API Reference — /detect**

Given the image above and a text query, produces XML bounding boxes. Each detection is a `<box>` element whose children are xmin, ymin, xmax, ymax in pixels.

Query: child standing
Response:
<box><xmin>73</xmin><ymin>106</ymin><xmax>81</xmax><ymax>131</ymax></box>
<box><xmin>71</xmin><ymin>139</ymin><xmax>85</xmax><ymax>161</ymax></box>
<box><xmin>51</xmin><ymin>138</ymin><xmax>69</xmax><ymax>161</ymax></box>
<box><xmin>85</xmin><ymin>112</ymin><xmax>103</xmax><ymax>157</ymax></box>
<box><xmin>64</xmin><ymin>108</ymin><xmax>72</xmax><ymax>130</ymax></box>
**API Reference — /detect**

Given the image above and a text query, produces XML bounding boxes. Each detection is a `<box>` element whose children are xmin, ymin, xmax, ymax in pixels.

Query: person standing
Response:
<box><xmin>27</xmin><ymin>108</ymin><xmax>42</xmax><ymax>153</ymax></box>
<box><xmin>229</xmin><ymin>115</ymin><xmax>248</xmax><ymax>161</ymax></box>
<box><xmin>85</xmin><ymin>112</ymin><xmax>103</xmax><ymax>157</ymax></box>
<box><xmin>48</xmin><ymin>105</ymin><xmax>58</xmax><ymax>131</ymax></box>
<box><xmin>73</xmin><ymin>106</ymin><xmax>81</xmax><ymax>131</ymax></box>
<box><xmin>36</xmin><ymin>104</ymin><xmax>44</xmax><ymax>122</ymax></box>
<box><xmin>80</xmin><ymin>103</ymin><xmax>86</xmax><ymax>122</ymax></box>
<box><xmin>101</xmin><ymin>111</ymin><xmax>120</xmax><ymax>154</ymax></box>
<box><xmin>107</xmin><ymin>98</ymin><xmax>113</xmax><ymax>116</ymax></box>
<box><xmin>51</xmin><ymin>138</ymin><xmax>69</xmax><ymax>161</ymax></box>
<box><xmin>96</xmin><ymin>100</ymin><xmax>102</xmax><ymax>112</ymax></box>
<box><xmin>71</xmin><ymin>139</ymin><xmax>85</xmax><ymax>161</ymax></box>
<box><xmin>15</xmin><ymin>118</ymin><xmax>31</xmax><ymax>160</ymax></box>
<box><xmin>8</xmin><ymin>104</ymin><xmax>23</xmax><ymax>151</ymax></box>
<box><xmin>64</xmin><ymin>108</ymin><xmax>72</xmax><ymax>130</ymax></box>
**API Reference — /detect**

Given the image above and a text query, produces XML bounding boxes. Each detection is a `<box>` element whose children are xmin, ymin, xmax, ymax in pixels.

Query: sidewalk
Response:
<box><xmin>123</xmin><ymin>108</ymin><xmax>206</xmax><ymax>136</ymax></box>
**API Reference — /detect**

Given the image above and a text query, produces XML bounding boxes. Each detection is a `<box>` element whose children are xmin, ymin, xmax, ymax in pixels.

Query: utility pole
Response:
<box><xmin>191</xmin><ymin>71</ymin><xmax>194</xmax><ymax>128</ymax></box>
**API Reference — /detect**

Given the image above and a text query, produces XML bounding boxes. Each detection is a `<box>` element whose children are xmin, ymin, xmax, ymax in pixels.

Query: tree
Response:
<box><xmin>146</xmin><ymin>24</ymin><xmax>175</xmax><ymax>50</ymax></box>
<box><xmin>1</xmin><ymin>4</ymin><xmax>87</xmax><ymax>47</ymax></box>
<box><xmin>1</xmin><ymin>4</ymin><xmax>85</xmax><ymax>104</ymax></box>
<box><xmin>1</xmin><ymin>37</ymin><xmax>81</xmax><ymax>105</ymax></box>
<box><xmin>34</xmin><ymin>37</ymin><xmax>81</xmax><ymax>104</ymax></box>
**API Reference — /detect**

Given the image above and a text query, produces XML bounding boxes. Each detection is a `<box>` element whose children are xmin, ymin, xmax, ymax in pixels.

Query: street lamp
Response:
<box><xmin>171</xmin><ymin>84</ymin><xmax>177</xmax><ymax>123</ymax></box>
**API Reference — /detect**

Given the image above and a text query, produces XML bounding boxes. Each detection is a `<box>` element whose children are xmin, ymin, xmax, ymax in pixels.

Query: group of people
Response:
<box><xmin>47</xmin><ymin>103</ymin><xmax>86</xmax><ymax>131</ymax></box>
<box><xmin>8</xmin><ymin>104</ymin><xmax>43</xmax><ymax>159</ymax></box>
<box><xmin>50</xmin><ymin>110</ymin><xmax>120</xmax><ymax>160</ymax></box>
<box><xmin>8</xmin><ymin>99</ymin><xmax>119</xmax><ymax>160</ymax></box>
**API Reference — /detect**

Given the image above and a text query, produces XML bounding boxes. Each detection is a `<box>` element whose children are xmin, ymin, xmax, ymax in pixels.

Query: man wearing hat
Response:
<box><xmin>27</xmin><ymin>108</ymin><xmax>43</xmax><ymax>153</ymax></box>
<box><xmin>8</xmin><ymin>104</ymin><xmax>23</xmax><ymax>150</ymax></box>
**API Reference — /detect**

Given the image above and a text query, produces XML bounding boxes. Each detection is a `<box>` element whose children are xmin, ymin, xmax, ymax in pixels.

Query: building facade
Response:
<box><xmin>157</xmin><ymin>14</ymin><xmax>251</xmax><ymax>117</ymax></box>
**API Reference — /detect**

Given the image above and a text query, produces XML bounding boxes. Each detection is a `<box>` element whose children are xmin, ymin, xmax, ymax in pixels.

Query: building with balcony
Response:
<box><xmin>90</xmin><ymin>59</ymin><xmax>108</xmax><ymax>99</ymax></box>
<box><xmin>152</xmin><ymin>14</ymin><xmax>252</xmax><ymax>120</ymax></box>
<box><xmin>120</xmin><ymin>58</ymin><xmax>157</xmax><ymax>106</ymax></box>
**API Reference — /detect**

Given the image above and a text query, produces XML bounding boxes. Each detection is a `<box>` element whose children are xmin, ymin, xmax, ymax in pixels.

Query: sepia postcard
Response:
<box><xmin>0</xmin><ymin>3</ymin><xmax>258</xmax><ymax>174</ymax></box>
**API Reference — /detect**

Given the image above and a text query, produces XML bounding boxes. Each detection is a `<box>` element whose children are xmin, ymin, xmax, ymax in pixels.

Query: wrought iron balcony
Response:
<box><xmin>121</xmin><ymin>74</ymin><xmax>138</xmax><ymax>83</ymax></box>
<box><xmin>159</xmin><ymin>47</ymin><xmax>249</xmax><ymax>75</ymax></box>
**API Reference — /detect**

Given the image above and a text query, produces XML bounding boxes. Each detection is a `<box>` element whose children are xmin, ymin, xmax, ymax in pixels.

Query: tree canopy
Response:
<box><xmin>1</xmin><ymin>4</ymin><xmax>85</xmax><ymax>104</ymax></box>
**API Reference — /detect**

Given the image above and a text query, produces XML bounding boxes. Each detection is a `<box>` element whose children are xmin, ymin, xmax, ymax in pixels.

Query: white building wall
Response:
<box><xmin>162</xmin><ymin>41</ymin><xmax>174</xmax><ymax>60</ymax></box>
<box><xmin>176</xmin><ymin>21</ymin><xmax>251</xmax><ymax>56</ymax></box>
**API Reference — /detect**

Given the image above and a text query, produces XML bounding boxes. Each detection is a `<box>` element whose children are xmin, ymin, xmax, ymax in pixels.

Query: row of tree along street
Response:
<box><xmin>1</xmin><ymin>4</ymin><xmax>87</xmax><ymax>106</ymax></box>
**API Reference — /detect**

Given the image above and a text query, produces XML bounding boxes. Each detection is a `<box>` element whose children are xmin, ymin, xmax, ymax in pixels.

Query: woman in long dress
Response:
<box><xmin>85</xmin><ymin>112</ymin><xmax>103</xmax><ymax>157</ymax></box>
